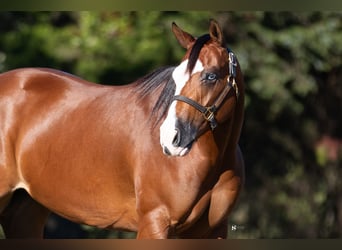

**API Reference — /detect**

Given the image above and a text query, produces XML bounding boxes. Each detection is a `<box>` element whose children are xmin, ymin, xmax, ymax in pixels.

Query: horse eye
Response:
<box><xmin>205</xmin><ymin>73</ymin><xmax>217</xmax><ymax>82</ymax></box>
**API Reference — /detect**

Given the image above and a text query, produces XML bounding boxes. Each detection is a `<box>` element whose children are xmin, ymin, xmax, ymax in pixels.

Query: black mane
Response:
<box><xmin>135</xmin><ymin>33</ymin><xmax>211</xmax><ymax>127</ymax></box>
<box><xmin>135</xmin><ymin>66</ymin><xmax>176</xmax><ymax>127</ymax></box>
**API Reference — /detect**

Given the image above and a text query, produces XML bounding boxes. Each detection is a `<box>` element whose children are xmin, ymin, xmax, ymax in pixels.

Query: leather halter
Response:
<box><xmin>172</xmin><ymin>50</ymin><xmax>239</xmax><ymax>131</ymax></box>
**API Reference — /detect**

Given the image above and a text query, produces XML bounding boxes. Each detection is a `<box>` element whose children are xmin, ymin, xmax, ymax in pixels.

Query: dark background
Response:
<box><xmin>0</xmin><ymin>11</ymin><xmax>341</xmax><ymax>238</ymax></box>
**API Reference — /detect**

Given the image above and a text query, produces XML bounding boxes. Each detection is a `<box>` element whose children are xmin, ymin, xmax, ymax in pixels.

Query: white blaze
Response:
<box><xmin>159</xmin><ymin>59</ymin><xmax>204</xmax><ymax>156</ymax></box>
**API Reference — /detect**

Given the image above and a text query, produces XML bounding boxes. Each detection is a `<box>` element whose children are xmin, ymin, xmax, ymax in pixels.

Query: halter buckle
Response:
<box><xmin>203</xmin><ymin>106</ymin><xmax>217</xmax><ymax>130</ymax></box>
<box><xmin>231</xmin><ymin>77</ymin><xmax>239</xmax><ymax>99</ymax></box>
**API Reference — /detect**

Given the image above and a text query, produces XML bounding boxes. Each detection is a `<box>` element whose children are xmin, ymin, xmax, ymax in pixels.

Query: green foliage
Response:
<box><xmin>0</xmin><ymin>11</ymin><xmax>213</xmax><ymax>83</ymax></box>
<box><xmin>0</xmin><ymin>11</ymin><xmax>340</xmax><ymax>238</ymax></box>
<box><xmin>221</xmin><ymin>11</ymin><xmax>342</xmax><ymax>238</ymax></box>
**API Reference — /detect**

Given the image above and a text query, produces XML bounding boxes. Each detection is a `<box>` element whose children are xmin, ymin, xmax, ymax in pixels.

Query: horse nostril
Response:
<box><xmin>172</xmin><ymin>129</ymin><xmax>181</xmax><ymax>147</ymax></box>
<box><xmin>163</xmin><ymin>146</ymin><xmax>172</xmax><ymax>156</ymax></box>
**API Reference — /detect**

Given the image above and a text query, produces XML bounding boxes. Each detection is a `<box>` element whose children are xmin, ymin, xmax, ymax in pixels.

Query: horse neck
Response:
<box><xmin>102</xmin><ymin>82</ymin><xmax>164</xmax><ymax>136</ymax></box>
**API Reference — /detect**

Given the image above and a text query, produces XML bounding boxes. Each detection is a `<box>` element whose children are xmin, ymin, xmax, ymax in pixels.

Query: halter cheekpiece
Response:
<box><xmin>172</xmin><ymin>49</ymin><xmax>239</xmax><ymax>131</ymax></box>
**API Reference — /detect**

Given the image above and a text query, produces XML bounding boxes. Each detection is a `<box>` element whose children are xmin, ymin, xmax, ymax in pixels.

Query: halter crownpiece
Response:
<box><xmin>173</xmin><ymin>49</ymin><xmax>239</xmax><ymax>131</ymax></box>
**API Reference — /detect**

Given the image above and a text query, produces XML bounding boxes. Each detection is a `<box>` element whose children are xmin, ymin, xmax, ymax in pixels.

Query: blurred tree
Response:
<box><xmin>216</xmin><ymin>12</ymin><xmax>342</xmax><ymax>238</ymax></box>
<box><xmin>0</xmin><ymin>11</ymin><xmax>340</xmax><ymax>238</ymax></box>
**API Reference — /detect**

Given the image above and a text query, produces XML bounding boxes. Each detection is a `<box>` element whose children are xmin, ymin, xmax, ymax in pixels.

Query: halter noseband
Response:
<box><xmin>172</xmin><ymin>50</ymin><xmax>239</xmax><ymax>131</ymax></box>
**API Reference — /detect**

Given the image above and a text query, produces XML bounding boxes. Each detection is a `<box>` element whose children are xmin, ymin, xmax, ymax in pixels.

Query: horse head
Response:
<box><xmin>160</xmin><ymin>19</ymin><xmax>240</xmax><ymax>157</ymax></box>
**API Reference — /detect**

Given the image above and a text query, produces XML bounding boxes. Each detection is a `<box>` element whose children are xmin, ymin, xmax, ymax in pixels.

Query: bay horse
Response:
<box><xmin>0</xmin><ymin>19</ymin><xmax>244</xmax><ymax>239</ymax></box>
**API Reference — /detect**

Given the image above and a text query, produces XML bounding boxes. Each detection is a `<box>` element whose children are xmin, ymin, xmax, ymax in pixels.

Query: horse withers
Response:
<box><xmin>0</xmin><ymin>19</ymin><xmax>244</xmax><ymax>239</ymax></box>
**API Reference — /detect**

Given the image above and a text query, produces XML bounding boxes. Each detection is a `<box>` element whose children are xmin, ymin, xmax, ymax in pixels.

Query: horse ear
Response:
<box><xmin>209</xmin><ymin>19</ymin><xmax>224</xmax><ymax>46</ymax></box>
<box><xmin>172</xmin><ymin>22</ymin><xmax>195</xmax><ymax>49</ymax></box>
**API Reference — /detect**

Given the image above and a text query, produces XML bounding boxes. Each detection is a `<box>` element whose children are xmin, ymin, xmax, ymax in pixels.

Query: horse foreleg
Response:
<box><xmin>178</xmin><ymin>208</ymin><xmax>228</xmax><ymax>239</ymax></box>
<box><xmin>0</xmin><ymin>189</ymin><xmax>50</xmax><ymax>238</ymax></box>
<box><xmin>136</xmin><ymin>207</ymin><xmax>171</xmax><ymax>239</ymax></box>
<box><xmin>207</xmin><ymin>221</ymin><xmax>228</xmax><ymax>239</ymax></box>
<box><xmin>178</xmin><ymin>171</ymin><xmax>241</xmax><ymax>239</ymax></box>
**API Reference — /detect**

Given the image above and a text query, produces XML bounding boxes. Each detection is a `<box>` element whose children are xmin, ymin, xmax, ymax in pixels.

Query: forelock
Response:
<box><xmin>187</xmin><ymin>34</ymin><xmax>211</xmax><ymax>74</ymax></box>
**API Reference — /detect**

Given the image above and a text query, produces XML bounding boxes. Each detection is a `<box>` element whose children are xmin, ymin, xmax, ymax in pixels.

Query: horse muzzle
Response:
<box><xmin>160</xmin><ymin>118</ymin><xmax>197</xmax><ymax>157</ymax></box>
